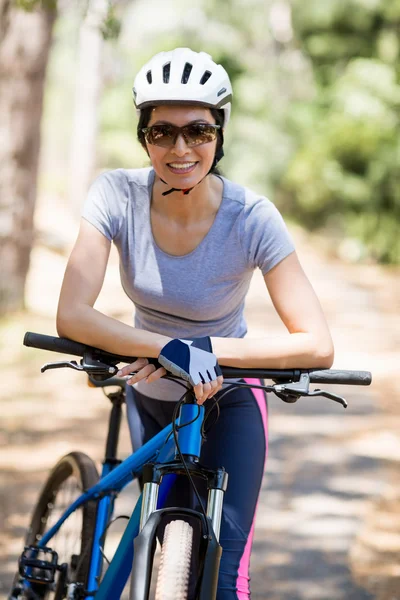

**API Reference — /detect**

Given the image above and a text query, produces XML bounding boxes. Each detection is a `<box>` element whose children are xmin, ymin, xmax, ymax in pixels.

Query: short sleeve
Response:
<box><xmin>242</xmin><ymin>196</ymin><xmax>295</xmax><ymax>275</ymax></box>
<box><xmin>81</xmin><ymin>170</ymin><xmax>127</xmax><ymax>241</ymax></box>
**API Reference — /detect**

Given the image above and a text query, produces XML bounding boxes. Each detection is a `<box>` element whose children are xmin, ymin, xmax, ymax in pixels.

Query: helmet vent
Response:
<box><xmin>181</xmin><ymin>62</ymin><xmax>193</xmax><ymax>84</ymax></box>
<box><xmin>163</xmin><ymin>62</ymin><xmax>171</xmax><ymax>83</ymax></box>
<box><xmin>217</xmin><ymin>87</ymin><xmax>227</xmax><ymax>97</ymax></box>
<box><xmin>200</xmin><ymin>70</ymin><xmax>212</xmax><ymax>85</ymax></box>
<box><xmin>146</xmin><ymin>71</ymin><xmax>152</xmax><ymax>84</ymax></box>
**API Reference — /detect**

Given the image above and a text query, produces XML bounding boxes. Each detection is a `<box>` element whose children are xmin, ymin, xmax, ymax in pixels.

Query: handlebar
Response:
<box><xmin>23</xmin><ymin>331</ymin><xmax>372</xmax><ymax>386</ymax></box>
<box><xmin>24</xmin><ymin>331</ymin><xmax>135</xmax><ymax>364</ymax></box>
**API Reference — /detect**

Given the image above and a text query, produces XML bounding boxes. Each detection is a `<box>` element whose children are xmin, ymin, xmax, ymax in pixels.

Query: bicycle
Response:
<box><xmin>9</xmin><ymin>331</ymin><xmax>372</xmax><ymax>600</ymax></box>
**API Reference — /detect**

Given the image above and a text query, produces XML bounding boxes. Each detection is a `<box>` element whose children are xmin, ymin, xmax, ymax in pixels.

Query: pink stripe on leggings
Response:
<box><xmin>236</xmin><ymin>379</ymin><xmax>269</xmax><ymax>599</ymax></box>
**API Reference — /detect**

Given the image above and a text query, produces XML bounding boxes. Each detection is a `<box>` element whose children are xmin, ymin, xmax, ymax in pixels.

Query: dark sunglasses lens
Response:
<box><xmin>144</xmin><ymin>123</ymin><xmax>218</xmax><ymax>147</ymax></box>
<box><xmin>184</xmin><ymin>124</ymin><xmax>218</xmax><ymax>146</ymax></box>
<box><xmin>146</xmin><ymin>125</ymin><xmax>176</xmax><ymax>147</ymax></box>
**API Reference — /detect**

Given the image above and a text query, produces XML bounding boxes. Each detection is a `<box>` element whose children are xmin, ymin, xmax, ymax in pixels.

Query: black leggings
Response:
<box><xmin>125</xmin><ymin>380</ymin><xmax>268</xmax><ymax>599</ymax></box>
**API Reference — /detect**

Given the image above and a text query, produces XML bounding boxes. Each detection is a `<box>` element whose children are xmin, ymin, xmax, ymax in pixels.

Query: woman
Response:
<box><xmin>57</xmin><ymin>48</ymin><xmax>334</xmax><ymax>599</ymax></box>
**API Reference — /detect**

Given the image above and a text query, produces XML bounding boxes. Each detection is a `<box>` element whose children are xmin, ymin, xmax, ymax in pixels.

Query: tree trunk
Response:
<box><xmin>0</xmin><ymin>1</ymin><xmax>56</xmax><ymax>314</ymax></box>
<box><xmin>68</xmin><ymin>0</ymin><xmax>108</xmax><ymax>217</ymax></box>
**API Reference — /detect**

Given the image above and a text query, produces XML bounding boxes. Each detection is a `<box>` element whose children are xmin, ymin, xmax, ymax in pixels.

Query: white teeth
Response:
<box><xmin>168</xmin><ymin>162</ymin><xmax>196</xmax><ymax>169</ymax></box>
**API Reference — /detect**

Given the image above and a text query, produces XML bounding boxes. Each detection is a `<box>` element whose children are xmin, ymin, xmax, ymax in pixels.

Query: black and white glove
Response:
<box><xmin>158</xmin><ymin>337</ymin><xmax>222</xmax><ymax>387</ymax></box>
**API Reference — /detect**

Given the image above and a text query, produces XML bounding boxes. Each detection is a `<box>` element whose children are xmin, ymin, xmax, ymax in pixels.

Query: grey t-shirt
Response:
<box><xmin>82</xmin><ymin>167</ymin><xmax>295</xmax><ymax>400</ymax></box>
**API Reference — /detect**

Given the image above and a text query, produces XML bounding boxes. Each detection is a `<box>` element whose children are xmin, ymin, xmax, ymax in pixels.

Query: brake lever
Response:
<box><xmin>308</xmin><ymin>389</ymin><xmax>348</xmax><ymax>408</ymax></box>
<box><xmin>41</xmin><ymin>360</ymin><xmax>117</xmax><ymax>376</ymax></box>
<box><xmin>273</xmin><ymin>373</ymin><xmax>347</xmax><ymax>408</ymax></box>
<box><xmin>41</xmin><ymin>360</ymin><xmax>85</xmax><ymax>373</ymax></box>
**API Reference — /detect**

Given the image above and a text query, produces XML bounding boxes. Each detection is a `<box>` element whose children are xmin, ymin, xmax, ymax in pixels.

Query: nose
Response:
<box><xmin>171</xmin><ymin>133</ymin><xmax>191</xmax><ymax>156</ymax></box>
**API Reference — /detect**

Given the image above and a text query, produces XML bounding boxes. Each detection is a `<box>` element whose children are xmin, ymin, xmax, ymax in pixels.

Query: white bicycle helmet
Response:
<box><xmin>133</xmin><ymin>48</ymin><xmax>232</xmax><ymax>127</ymax></box>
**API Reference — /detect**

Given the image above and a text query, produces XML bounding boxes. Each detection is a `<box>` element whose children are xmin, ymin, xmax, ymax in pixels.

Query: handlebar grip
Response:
<box><xmin>24</xmin><ymin>331</ymin><xmax>139</xmax><ymax>364</ymax></box>
<box><xmin>308</xmin><ymin>369</ymin><xmax>372</xmax><ymax>386</ymax></box>
<box><xmin>24</xmin><ymin>332</ymin><xmax>87</xmax><ymax>358</ymax></box>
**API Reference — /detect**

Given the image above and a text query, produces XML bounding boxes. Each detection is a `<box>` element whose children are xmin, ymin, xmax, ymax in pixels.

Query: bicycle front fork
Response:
<box><xmin>140</xmin><ymin>480</ymin><xmax>226</xmax><ymax>541</ymax></box>
<box><xmin>139</xmin><ymin>402</ymin><xmax>228</xmax><ymax>540</ymax></box>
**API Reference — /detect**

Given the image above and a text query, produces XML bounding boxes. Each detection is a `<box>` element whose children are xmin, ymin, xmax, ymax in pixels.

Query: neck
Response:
<box><xmin>151</xmin><ymin>173</ymin><xmax>222</xmax><ymax>226</ymax></box>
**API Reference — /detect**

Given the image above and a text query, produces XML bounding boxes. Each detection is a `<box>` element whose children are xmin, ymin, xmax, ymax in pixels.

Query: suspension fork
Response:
<box><xmin>139</xmin><ymin>403</ymin><xmax>228</xmax><ymax>538</ymax></box>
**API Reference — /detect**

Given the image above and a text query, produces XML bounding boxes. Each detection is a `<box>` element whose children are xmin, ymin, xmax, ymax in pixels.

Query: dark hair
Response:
<box><xmin>136</xmin><ymin>106</ymin><xmax>225</xmax><ymax>176</ymax></box>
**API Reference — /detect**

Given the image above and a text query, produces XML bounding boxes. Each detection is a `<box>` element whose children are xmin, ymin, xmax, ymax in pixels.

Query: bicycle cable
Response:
<box><xmin>201</xmin><ymin>384</ymin><xmax>238</xmax><ymax>438</ymax></box>
<box><xmin>155</xmin><ymin>383</ymin><xmax>200</xmax><ymax>457</ymax></box>
<box><xmin>165</xmin><ymin>381</ymin><xmax>265</xmax><ymax>540</ymax></box>
<box><xmin>98</xmin><ymin>514</ymin><xmax>130</xmax><ymax>566</ymax></box>
<box><xmin>166</xmin><ymin>382</ymin><xmax>254</xmax><ymax>537</ymax></box>
<box><xmin>171</xmin><ymin>397</ymin><xmax>211</xmax><ymax>538</ymax></box>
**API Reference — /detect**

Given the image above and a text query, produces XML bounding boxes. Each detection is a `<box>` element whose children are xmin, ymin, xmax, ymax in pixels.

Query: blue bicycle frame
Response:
<box><xmin>36</xmin><ymin>403</ymin><xmax>209</xmax><ymax>600</ymax></box>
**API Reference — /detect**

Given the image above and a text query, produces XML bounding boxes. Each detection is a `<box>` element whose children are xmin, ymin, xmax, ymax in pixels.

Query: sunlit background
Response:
<box><xmin>0</xmin><ymin>1</ymin><xmax>399</xmax><ymax>598</ymax></box>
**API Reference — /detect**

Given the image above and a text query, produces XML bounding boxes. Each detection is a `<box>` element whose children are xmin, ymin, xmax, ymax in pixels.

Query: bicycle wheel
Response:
<box><xmin>155</xmin><ymin>520</ymin><xmax>193</xmax><ymax>600</ymax></box>
<box><xmin>11</xmin><ymin>452</ymin><xmax>99</xmax><ymax>599</ymax></box>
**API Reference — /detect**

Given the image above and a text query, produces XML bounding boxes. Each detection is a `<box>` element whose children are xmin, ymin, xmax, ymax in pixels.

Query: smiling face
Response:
<box><xmin>144</xmin><ymin>105</ymin><xmax>218</xmax><ymax>188</ymax></box>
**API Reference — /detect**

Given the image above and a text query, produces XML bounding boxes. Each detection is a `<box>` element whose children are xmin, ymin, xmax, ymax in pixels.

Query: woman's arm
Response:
<box><xmin>58</xmin><ymin>219</ymin><xmax>222</xmax><ymax>404</ymax></box>
<box><xmin>56</xmin><ymin>219</ymin><xmax>171</xmax><ymax>358</ymax></box>
<box><xmin>211</xmin><ymin>252</ymin><xmax>334</xmax><ymax>369</ymax></box>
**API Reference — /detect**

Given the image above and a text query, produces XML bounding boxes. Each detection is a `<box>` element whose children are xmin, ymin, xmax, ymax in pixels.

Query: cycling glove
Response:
<box><xmin>158</xmin><ymin>337</ymin><xmax>222</xmax><ymax>386</ymax></box>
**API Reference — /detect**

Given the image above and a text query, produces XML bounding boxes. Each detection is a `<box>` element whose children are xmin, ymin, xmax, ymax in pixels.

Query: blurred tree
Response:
<box><xmin>0</xmin><ymin>0</ymin><xmax>124</xmax><ymax>316</ymax></box>
<box><xmin>189</xmin><ymin>0</ymin><xmax>298</xmax><ymax>193</ymax></box>
<box><xmin>67</xmin><ymin>0</ymin><xmax>110</xmax><ymax>217</ymax></box>
<box><xmin>68</xmin><ymin>0</ymin><xmax>125</xmax><ymax>216</ymax></box>
<box><xmin>194</xmin><ymin>0</ymin><xmax>400</xmax><ymax>263</ymax></box>
<box><xmin>282</xmin><ymin>0</ymin><xmax>400</xmax><ymax>263</ymax></box>
<box><xmin>0</xmin><ymin>0</ymin><xmax>57</xmax><ymax>315</ymax></box>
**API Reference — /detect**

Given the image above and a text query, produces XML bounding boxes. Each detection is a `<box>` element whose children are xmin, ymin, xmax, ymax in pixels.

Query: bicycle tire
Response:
<box><xmin>11</xmin><ymin>452</ymin><xmax>99</xmax><ymax>599</ymax></box>
<box><xmin>155</xmin><ymin>519</ymin><xmax>193</xmax><ymax>600</ymax></box>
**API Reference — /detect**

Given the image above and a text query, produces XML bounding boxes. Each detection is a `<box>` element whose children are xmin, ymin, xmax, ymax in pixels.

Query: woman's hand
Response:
<box><xmin>158</xmin><ymin>337</ymin><xmax>224</xmax><ymax>405</ymax></box>
<box><xmin>193</xmin><ymin>376</ymin><xmax>224</xmax><ymax>405</ymax></box>
<box><xmin>116</xmin><ymin>357</ymin><xmax>223</xmax><ymax>405</ymax></box>
<box><xmin>116</xmin><ymin>358</ymin><xmax>167</xmax><ymax>385</ymax></box>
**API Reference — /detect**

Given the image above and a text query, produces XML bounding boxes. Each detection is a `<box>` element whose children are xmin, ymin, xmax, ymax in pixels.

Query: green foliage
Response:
<box><xmin>15</xmin><ymin>0</ymin><xmax>57</xmax><ymax>10</ymax></box>
<box><xmin>278</xmin><ymin>0</ymin><xmax>400</xmax><ymax>263</ymax></box>
<box><xmin>14</xmin><ymin>0</ymin><xmax>120</xmax><ymax>38</ymax></box>
<box><xmin>100</xmin><ymin>4</ymin><xmax>121</xmax><ymax>40</ymax></box>
<box><xmin>197</xmin><ymin>0</ymin><xmax>400</xmax><ymax>263</ymax></box>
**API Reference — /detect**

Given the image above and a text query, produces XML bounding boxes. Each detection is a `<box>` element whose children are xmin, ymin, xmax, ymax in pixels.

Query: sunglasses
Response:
<box><xmin>141</xmin><ymin>122</ymin><xmax>221</xmax><ymax>148</ymax></box>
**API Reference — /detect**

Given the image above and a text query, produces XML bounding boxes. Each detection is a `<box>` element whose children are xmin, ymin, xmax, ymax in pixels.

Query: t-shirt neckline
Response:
<box><xmin>146</xmin><ymin>168</ymin><xmax>226</xmax><ymax>259</ymax></box>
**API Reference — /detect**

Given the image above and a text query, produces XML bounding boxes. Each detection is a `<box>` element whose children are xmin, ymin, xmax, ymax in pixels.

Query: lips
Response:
<box><xmin>166</xmin><ymin>161</ymin><xmax>198</xmax><ymax>175</ymax></box>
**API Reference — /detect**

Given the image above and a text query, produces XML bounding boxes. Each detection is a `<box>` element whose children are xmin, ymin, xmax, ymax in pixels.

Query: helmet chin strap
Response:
<box><xmin>160</xmin><ymin>143</ymin><xmax>225</xmax><ymax>197</ymax></box>
<box><xmin>160</xmin><ymin>184</ymin><xmax>192</xmax><ymax>197</ymax></box>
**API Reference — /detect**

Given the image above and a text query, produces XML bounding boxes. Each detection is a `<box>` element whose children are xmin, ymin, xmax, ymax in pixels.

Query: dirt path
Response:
<box><xmin>0</xmin><ymin>222</ymin><xmax>399</xmax><ymax>599</ymax></box>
